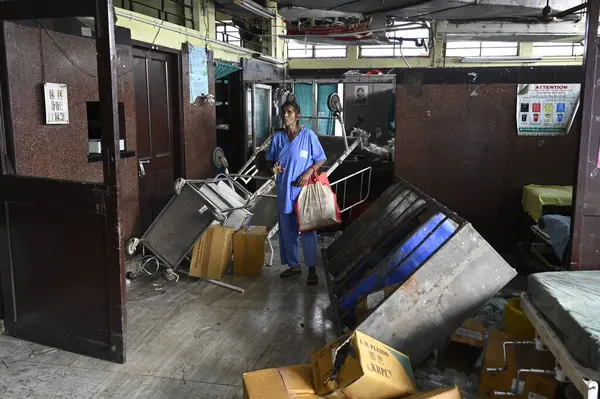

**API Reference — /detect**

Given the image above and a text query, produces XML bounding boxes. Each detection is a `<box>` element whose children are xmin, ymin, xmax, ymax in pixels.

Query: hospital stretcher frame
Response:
<box><xmin>488</xmin><ymin>294</ymin><xmax>600</xmax><ymax>399</ymax></box>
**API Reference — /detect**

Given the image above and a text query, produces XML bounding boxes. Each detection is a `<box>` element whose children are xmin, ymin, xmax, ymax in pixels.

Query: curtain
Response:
<box><xmin>214</xmin><ymin>61</ymin><xmax>242</xmax><ymax>81</ymax></box>
<box><xmin>317</xmin><ymin>84</ymin><xmax>337</xmax><ymax>135</ymax></box>
<box><xmin>293</xmin><ymin>83</ymin><xmax>314</xmax><ymax>128</ymax></box>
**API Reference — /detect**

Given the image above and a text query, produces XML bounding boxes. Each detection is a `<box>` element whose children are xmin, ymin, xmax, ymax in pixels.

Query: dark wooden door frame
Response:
<box><xmin>0</xmin><ymin>0</ymin><xmax>125</xmax><ymax>363</ymax></box>
<box><xmin>132</xmin><ymin>41</ymin><xmax>185</xmax><ymax>179</ymax></box>
<box><xmin>571</xmin><ymin>0</ymin><xmax>600</xmax><ymax>271</ymax></box>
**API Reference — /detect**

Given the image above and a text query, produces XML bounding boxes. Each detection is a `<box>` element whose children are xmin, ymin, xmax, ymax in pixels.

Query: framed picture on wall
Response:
<box><xmin>354</xmin><ymin>85</ymin><xmax>368</xmax><ymax>105</ymax></box>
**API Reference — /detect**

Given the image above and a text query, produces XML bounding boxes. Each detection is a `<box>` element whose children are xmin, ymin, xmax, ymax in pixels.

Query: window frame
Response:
<box><xmin>287</xmin><ymin>41</ymin><xmax>348</xmax><ymax>59</ymax></box>
<box><xmin>444</xmin><ymin>40</ymin><xmax>520</xmax><ymax>58</ymax></box>
<box><xmin>359</xmin><ymin>21</ymin><xmax>431</xmax><ymax>59</ymax></box>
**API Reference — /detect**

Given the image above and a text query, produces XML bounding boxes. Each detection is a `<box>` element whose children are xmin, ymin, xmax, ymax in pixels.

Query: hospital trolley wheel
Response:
<box><xmin>161</xmin><ymin>269</ymin><xmax>178</xmax><ymax>283</ymax></box>
<box><xmin>174</xmin><ymin>178</ymin><xmax>185</xmax><ymax>195</ymax></box>
<box><xmin>126</xmin><ymin>238</ymin><xmax>140</xmax><ymax>256</ymax></box>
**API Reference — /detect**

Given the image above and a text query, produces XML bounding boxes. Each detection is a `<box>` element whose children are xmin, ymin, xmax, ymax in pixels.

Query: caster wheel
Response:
<box><xmin>126</xmin><ymin>238</ymin><xmax>140</xmax><ymax>256</ymax></box>
<box><xmin>174</xmin><ymin>178</ymin><xmax>185</xmax><ymax>195</ymax></box>
<box><xmin>125</xmin><ymin>271</ymin><xmax>136</xmax><ymax>280</ymax></box>
<box><xmin>161</xmin><ymin>269</ymin><xmax>179</xmax><ymax>283</ymax></box>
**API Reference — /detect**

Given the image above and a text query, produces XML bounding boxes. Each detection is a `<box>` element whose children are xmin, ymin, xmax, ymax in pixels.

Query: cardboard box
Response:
<box><xmin>355</xmin><ymin>284</ymin><xmax>401</xmax><ymax>324</ymax></box>
<box><xmin>408</xmin><ymin>386</ymin><xmax>463</xmax><ymax>399</ymax></box>
<box><xmin>242</xmin><ymin>365</ymin><xmax>321</xmax><ymax>398</ymax></box>
<box><xmin>189</xmin><ymin>225</ymin><xmax>234</xmax><ymax>279</ymax></box>
<box><xmin>311</xmin><ymin>330</ymin><xmax>417</xmax><ymax>399</ymax></box>
<box><xmin>450</xmin><ymin>319</ymin><xmax>485</xmax><ymax>349</ymax></box>
<box><xmin>234</xmin><ymin>226</ymin><xmax>267</xmax><ymax>276</ymax></box>
<box><xmin>479</xmin><ymin>329</ymin><xmax>557</xmax><ymax>399</ymax></box>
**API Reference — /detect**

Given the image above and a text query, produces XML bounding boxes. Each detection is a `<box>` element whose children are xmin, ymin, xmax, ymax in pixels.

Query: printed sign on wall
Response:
<box><xmin>44</xmin><ymin>83</ymin><xmax>69</xmax><ymax>124</ymax></box>
<box><xmin>516</xmin><ymin>84</ymin><xmax>580</xmax><ymax>136</ymax></box>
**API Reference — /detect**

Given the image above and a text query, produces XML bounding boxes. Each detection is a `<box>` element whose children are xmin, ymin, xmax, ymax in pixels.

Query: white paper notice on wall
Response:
<box><xmin>516</xmin><ymin>83</ymin><xmax>580</xmax><ymax>136</ymax></box>
<box><xmin>44</xmin><ymin>83</ymin><xmax>69</xmax><ymax>124</ymax></box>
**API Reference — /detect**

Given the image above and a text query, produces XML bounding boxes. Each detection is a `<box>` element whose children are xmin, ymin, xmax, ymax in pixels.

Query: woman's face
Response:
<box><xmin>282</xmin><ymin>106</ymin><xmax>299</xmax><ymax>128</ymax></box>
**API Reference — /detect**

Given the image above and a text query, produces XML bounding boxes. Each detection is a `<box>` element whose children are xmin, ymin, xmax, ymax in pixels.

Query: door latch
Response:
<box><xmin>138</xmin><ymin>159</ymin><xmax>150</xmax><ymax>177</ymax></box>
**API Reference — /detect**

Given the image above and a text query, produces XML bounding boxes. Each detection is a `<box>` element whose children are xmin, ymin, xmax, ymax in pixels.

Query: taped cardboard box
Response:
<box><xmin>355</xmin><ymin>284</ymin><xmax>401</xmax><ymax>324</ymax></box>
<box><xmin>437</xmin><ymin>319</ymin><xmax>486</xmax><ymax>374</ymax></box>
<box><xmin>479</xmin><ymin>329</ymin><xmax>557</xmax><ymax>399</ymax></box>
<box><xmin>311</xmin><ymin>330</ymin><xmax>417</xmax><ymax>399</ymax></box>
<box><xmin>189</xmin><ymin>225</ymin><xmax>234</xmax><ymax>279</ymax></box>
<box><xmin>243</xmin><ymin>365</ymin><xmax>321</xmax><ymax>398</ymax></box>
<box><xmin>234</xmin><ymin>226</ymin><xmax>267</xmax><ymax>276</ymax></box>
<box><xmin>408</xmin><ymin>386</ymin><xmax>463</xmax><ymax>399</ymax></box>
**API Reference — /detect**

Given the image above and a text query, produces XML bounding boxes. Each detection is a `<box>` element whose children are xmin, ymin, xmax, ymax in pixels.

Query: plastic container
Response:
<box><xmin>504</xmin><ymin>297</ymin><xmax>536</xmax><ymax>339</ymax></box>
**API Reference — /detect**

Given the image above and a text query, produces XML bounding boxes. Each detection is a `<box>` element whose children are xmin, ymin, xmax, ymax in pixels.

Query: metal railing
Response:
<box><xmin>215</xmin><ymin>19</ymin><xmax>269</xmax><ymax>55</ymax></box>
<box><xmin>116</xmin><ymin>0</ymin><xmax>195</xmax><ymax>29</ymax></box>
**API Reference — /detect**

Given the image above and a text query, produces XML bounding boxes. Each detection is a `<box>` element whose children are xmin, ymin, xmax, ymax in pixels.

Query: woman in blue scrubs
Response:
<box><xmin>266</xmin><ymin>101</ymin><xmax>327</xmax><ymax>285</ymax></box>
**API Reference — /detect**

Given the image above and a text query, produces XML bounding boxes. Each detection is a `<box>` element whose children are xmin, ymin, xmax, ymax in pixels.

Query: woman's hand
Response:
<box><xmin>295</xmin><ymin>169</ymin><xmax>314</xmax><ymax>187</ymax></box>
<box><xmin>272</xmin><ymin>162</ymin><xmax>284</xmax><ymax>175</ymax></box>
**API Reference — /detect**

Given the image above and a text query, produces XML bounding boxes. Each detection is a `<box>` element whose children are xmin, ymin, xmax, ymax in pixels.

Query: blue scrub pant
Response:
<box><xmin>278</xmin><ymin>213</ymin><xmax>318</xmax><ymax>267</ymax></box>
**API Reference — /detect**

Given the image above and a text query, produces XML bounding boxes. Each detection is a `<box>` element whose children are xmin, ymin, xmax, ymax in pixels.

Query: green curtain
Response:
<box><xmin>214</xmin><ymin>61</ymin><xmax>242</xmax><ymax>81</ymax></box>
<box><xmin>293</xmin><ymin>83</ymin><xmax>314</xmax><ymax>128</ymax></box>
<box><xmin>317</xmin><ymin>84</ymin><xmax>337</xmax><ymax>135</ymax></box>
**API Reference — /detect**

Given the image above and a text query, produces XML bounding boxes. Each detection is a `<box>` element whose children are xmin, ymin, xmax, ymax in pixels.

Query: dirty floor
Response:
<box><xmin>0</xmin><ymin>256</ymin><xmax>335</xmax><ymax>398</ymax></box>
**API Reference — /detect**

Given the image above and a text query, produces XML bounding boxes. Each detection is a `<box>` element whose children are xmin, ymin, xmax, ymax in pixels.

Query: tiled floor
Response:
<box><xmin>0</xmin><ymin>255</ymin><xmax>335</xmax><ymax>398</ymax></box>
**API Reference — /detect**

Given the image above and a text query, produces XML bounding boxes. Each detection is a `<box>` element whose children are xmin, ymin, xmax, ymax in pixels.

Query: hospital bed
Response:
<box><xmin>492</xmin><ymin>271</ymin><xmax>600</xmax><ymax>399</ymax></box>
<box><xmin>125</xmin><ymin>93</ymin><xmax>374</xmax><ymax>280</ymax></box>
<box><xmin>521</xmin><ymin>185</ymin><xmax>573</xmax><ymax>269</ymax></box>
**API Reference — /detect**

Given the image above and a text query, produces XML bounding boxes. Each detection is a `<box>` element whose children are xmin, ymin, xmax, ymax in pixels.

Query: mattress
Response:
<box><xmin>522</xmin><ymin>185</ymin><xmax>573</xmax><ymax>222</ymax></box>
<box><xmin>528</xmin><ymin>271</ymin><xmax>600</xmax><ymax>371</ymax></box>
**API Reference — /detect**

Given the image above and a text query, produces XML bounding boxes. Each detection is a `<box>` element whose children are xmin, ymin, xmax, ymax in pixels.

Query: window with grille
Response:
<box><xmin>115</xmin><ymin>0</ymin><xmax>194</xmax><ymax>29</ymax></box>
<box><xmin>532</xmin><ymin>42</ymin><xmax>584</xmax><ymax>57</ymax></box>
<box><xmin>360</xmin><ymin>22</ymin><xmax>430</xmax><ymax>58</ymax></box>
<box><xmin>445</xmin><ymin>41</ymin><xmax>519</xmax><ymax>57</ymax></box>
<box><xmin>216</xmin><ymin>23</ymin><xmax>242</xmax><ymax>47</ymax></box>
<box><xmin>287</xmin><ymin>40</ymin><xmax>347</xmax><ymax>58</ymax></box>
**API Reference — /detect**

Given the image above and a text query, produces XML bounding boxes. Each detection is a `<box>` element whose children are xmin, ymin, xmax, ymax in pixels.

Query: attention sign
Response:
<box><xmin>516</xmin><ymin>83</ymin><xmax>580</xmax><ymax>136</ymax></box>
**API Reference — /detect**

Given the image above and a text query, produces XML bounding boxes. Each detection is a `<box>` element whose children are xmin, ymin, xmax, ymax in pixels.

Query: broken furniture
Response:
<box><xmin>518</xmin><ymin>271</ymin><xmax>600</xmax><ymax>399</ymax></box>
<box><xmin>126</xmin><ymin>173</ymin><xmax>253</xmax><ymax>281</ymax></box>
<box><xmin>322</xmin><ymin>177</ymin><xmax>517</xmax><ymax>366</ymax></box>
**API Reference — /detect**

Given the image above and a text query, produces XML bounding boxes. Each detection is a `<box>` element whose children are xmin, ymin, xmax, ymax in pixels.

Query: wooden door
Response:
<box><xmin>0</xmin><ymin>4</ymin><xmax>125</xmax><ymax>363</ymax></box>
<box><xmin>133</xmin><ymin>49</ymin><xmax>180</xmax><ymax>232</ymax></box>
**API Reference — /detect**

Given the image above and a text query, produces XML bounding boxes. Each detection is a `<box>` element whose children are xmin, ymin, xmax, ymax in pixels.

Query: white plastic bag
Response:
<box><xmin>295</xmin><ymin>171</ymin><xmax>341</xmax><ymax>232</ymax></box>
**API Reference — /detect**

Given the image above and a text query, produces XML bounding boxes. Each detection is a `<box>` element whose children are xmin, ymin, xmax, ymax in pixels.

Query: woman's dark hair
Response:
<box><xmin>281</xmin><ymin>100</ymin><xmax>301</xmax><ymax>116</ymax></box>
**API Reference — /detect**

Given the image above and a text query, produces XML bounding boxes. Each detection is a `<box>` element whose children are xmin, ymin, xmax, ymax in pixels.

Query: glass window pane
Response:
<box><xmin>481</xmin><ymin>46</ymin><xmax>518</xmax><ymax>56</ymax></box>
<box><xmin>446</xmin><ymin>47</ymin><xmax>481</xmax><ymax>57</ymax></box>
<box><xmin>532</xmin><ymin>42</ymin><xmax>582</xmax><ymax>57</ymax></box>
<box><xmin>361</xmin><ymin>46</ymin><xmax>395</xmax><ymax>57</ymax></box>
<box><xmin>288</xmin><ymin>48</ymin><xmax>312</xmax><ymax>58</ymax></box>
<box><xmin>446</xmin><ymin>40</ymin><xmax>480</xmax><ymax>49</ymax></box>
<box><xmin>314</xmin><ymin>45</ymin><xmax>346</xmax><ymax>58</ymax></box>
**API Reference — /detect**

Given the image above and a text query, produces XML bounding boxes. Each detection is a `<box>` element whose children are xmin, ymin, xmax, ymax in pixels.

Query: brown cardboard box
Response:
<box><xmin>311</xmin><ymin>330</ymin><xmax>417</xmax><ymax>399</ymax></box>
<box><xmin>242</xmin><ymin>365</ymin><xmax>321</xmax><ymax>398</ymax></box>
<box><xmin>189</xmin><ymin>225</ymin><xmax>234</xmax><ymax>279</ymax></box>
<box><xmin>437</xmin><ymin>320</ymin><xmax>486</xmax><ymax>374</ymax></box>
<box><xmin>234</xmin><ymin>226</ymin><xmax>267</xmax><ymax>276</ymax></box>
<box><xmin>479</xmin><ymin>329</ymin><xmax>557</xmax><ymax>399</ymax></box>
<box><xmin>450</xmin><ymin>320</ymin><xmax>485</xmax><ymax>349</ymax></box>
<box><xmin>355</xmin><ymin>284</ymin><xmax>401</xmax><ymax>324</ymax></box>
<box><xmin>407</xmin><ymin>386</ymin><xmax>463</xmax><ymax>399</ymax></box>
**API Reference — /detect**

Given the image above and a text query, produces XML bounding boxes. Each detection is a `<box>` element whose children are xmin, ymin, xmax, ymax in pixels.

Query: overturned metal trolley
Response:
<box><xmin>322</xmin><ymin>177</ymin><xmax>517</xmax><ymax>366</ymax></box>
<box><xmin>126</xmin><ymin>173</ymin><xmax>254</xmax><ymax>281</ymax></box>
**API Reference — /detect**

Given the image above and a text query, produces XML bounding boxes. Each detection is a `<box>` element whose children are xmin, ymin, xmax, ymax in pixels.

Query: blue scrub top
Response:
<box><xmin>266</xmin><ymin>128</ymin><xmax>326</xmax><ymax>214</ymax></box>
